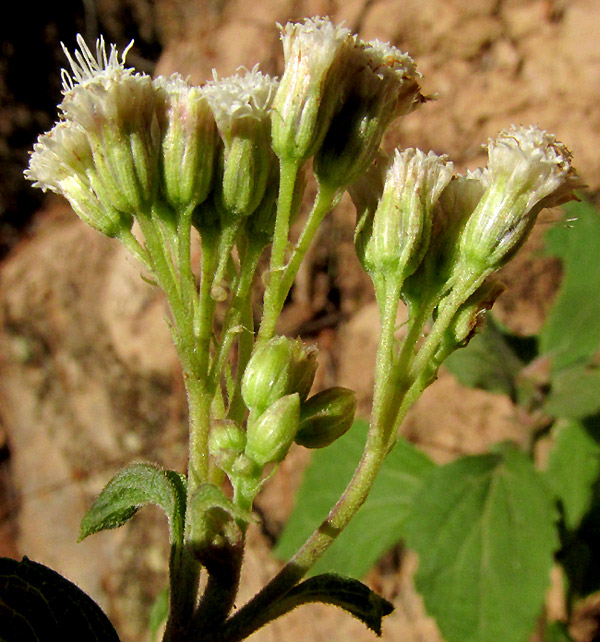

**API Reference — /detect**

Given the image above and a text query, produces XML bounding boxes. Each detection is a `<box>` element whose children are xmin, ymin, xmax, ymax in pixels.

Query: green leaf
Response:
<box><xmin>544</xmin><ymin>419</ymin><xmax>600</xmax><ymax>531</ymax></box>
<box><xmin>444</xmin><ymin>316</ymin><xmax>528</xmax><ymax>399</ymax></box>
<box><xmin>540</xmin><ymin>201</ymin><xmax>600</xmax><ymax>371</ymax></box>
<box><xmin>266</xmin><ymin>574</ymin><xmax>393</xmax><ymax>636</ymax></box>
<box><xmin>79</xmin><ymin>463</ymin><xmax>186</xmax><ymax>544</ymax></box>
<box><xmin>275</xmin><ymin>419</ymin><xmax>434</xmax><ymax>578</ymax></box>
<box><xmin>404</xmin><ymin>446</ymin><xmax>559</xmax><ymax>642</ymax></box>
<box><xmin>543</xmin><ymin>365</ymin><xmax>600</xmax><ymax>419</ymax></box>
<box><xmin>0</xmin><ymin>556</ymin><xmax>120</xmax><ymax>642</ymax></box>
<box><xmin>544</xmin><ymin>621</ymin><xmax>574</xmax><ymax>642</ymax></box>
<box><xmin>148</xmin><ymin>587</ymin><xmax>169</xmax><ymax>642</ymax></box>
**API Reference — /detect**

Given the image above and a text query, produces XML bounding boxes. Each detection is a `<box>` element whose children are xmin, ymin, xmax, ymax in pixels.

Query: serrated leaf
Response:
<box><xmin>275</xmin><ymin>419</ymin><xmax>434</xmax><ymax>578</ymax></box>
<box><xmin>269</xmin><ymin>573</ymin><xmax>393</xmax><ymax>635</ymax></box>
<box><xmin>0</xmin><ymin>556</ymin><xmax>120</xmax><ymax>642</ymax></box>
<box><xmin>540</xmin><ymin>201</ymin><xmax>600</xmax><ymax>371</ymax></box>
<box><xmin>404</xmin><ymin>447</ymin><xmax>559</xmax><ymax>642</ymax></box>
<box><xmin>543</xmin><ymin>365</ymin><xmax>600</xmax><ymax>419</ymax></box>
<box><xmin>444</xmin><ymin>316</ymin><xmax>528</xmax><ymax>399</ymax></box>
<box><xmin>80</xmin><ymin>463</ymin><xmax>186</xmax><ymax>544</ymax></box>
<box><xmin>544</xmin><ymin>419</ymin><xmax>600</xmax><ymax>531</ymax></box>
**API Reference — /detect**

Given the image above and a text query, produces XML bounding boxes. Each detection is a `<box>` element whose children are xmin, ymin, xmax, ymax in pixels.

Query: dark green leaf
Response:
<box><xmin>543</xmin><ymin>365</ymin><xmax>600</xmax><ymax>419</ymax></box>
<box><xmin>544</xmin><ymin>419</ymin><xmax>600</xmax><ymax>531</ymax></box>
<box><xmin>540</xmin><ymin>201</ymin><xmax>600</xmax><ymax>371</ymax></box>
<box><xmin>79</xmin><ymin>463</ymin><xmax>186</xmax><ymax>544</ymax></box>
<box><xmin>267</xmin><ymin>574</ymin><xmax>393</xmax><ymax>636</ymax></box>
<box><xmin>404</xmin><ymin>447</ymin><xmax>559</xmax><ymax>642</ymax></box>
<box><xmin>275</xmin><ymin>419</ymin><xmax>434</xmax><ymax>578</ymax></box>
<box><xmin>0</xmin><ymin>556</ymin><xmax>120</xmax><ymax>642</ymax></box>
<box><xmin>444</xmin><ymin>316</ymin><xmax>527</xmax><ymax>399</ymax></box>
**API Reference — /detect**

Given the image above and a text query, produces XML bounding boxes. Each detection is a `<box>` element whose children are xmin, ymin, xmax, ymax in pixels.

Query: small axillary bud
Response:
<box><xmin>458</xmin><ymin>125</ymin><xmax>583</xmax><ymax>274</ymax></box>
<box><xmin>245</xmin><ymin>393</ymin><xmax>300</xmax><ymax>467</ymax></box>
<box><xmin>271</xmin><ymin>17</ymin><xmax>355</xmax><ymax>163</ymax></box>
<box><xmin>154</xmin><ymin>74</ymin><xmax>217</xmax><ymax>212</ymax></box>
<box><xmin>295</xmin><ymin>387</ymin><xmax>357</xmax><ymax>449</ymax></box>
<box><xmin>204</xmin><ymin>66</ymin><xmax>279</xmax><ymax>221</ymax></box>
<box><xmin>208</xmin><ymin>421</ymin><xmax>247</xmax><ymax>474</ymax></box>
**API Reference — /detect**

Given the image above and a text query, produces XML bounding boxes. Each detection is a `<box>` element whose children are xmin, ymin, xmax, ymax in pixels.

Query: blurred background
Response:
<box><xmin>0</xmin><ymin>1</ymin><xmax>599</xmax><ymax>640</ymax></box>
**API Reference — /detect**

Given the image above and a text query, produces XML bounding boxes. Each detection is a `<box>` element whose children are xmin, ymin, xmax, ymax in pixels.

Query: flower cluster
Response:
<box><xmin>25</xmin><ymin>17</ymin><xmax>582</xmax><ymax>535</ymax></box>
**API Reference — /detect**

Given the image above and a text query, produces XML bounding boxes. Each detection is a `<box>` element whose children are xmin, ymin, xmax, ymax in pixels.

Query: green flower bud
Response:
<box><xmin>26</xmin><ymin>120</ymin><xmax>133</xmax><ymax>237</ymax></box>
<box><xmin>208</xmin><ymin>421</ymin><xmax>247</xmax><ymax>473</ymax></box>
<box><xmin>204</xmin><ymin>66</ymin><xmax>278</xmax><ymax>222</ymax></box>
<box><xmin>154</xmin><ymin>74</ymin><xmax>217</xmax><ymax>211</ymax></box>
<box><xmin>245</xmin><ymin>393</ymin><xmax>300</xmax><ymax>467</ymax></box>
<box><xmin>359</xmin><ymin>148</ymin><xmax>454</xmax><ymax>283</ymax></box>
<box><xmin>58</xmin><ymin>35</ymin><xmax>161</xmax><ymax>215</ymax></box>
<box><xmin>242</xmin><ymin>336</ymin><xmax>293</xmax><ymax>414</ymax></box>
<box><xmin>458</xmin><ymin>126</ymin><xmax>582</xmax><ymax>273</ymax></box>
<box><xmin>315</xmin><ymin>39</ymin><xmax>423</xmax><ymax>190</ymax></box>
<box><xmin>295</xmin><ymin>387</ymin><xmax>356</xmax><ymax>448</ymax></box>
<box><xmin>271</xmin><ymin>17</ymin><xmax>355</xmax><ymax>162</ymax></box>
<box><xmin>241</xmin><ymin>336</ymin><xmax>318</xmax><ymax>414</ymax></box>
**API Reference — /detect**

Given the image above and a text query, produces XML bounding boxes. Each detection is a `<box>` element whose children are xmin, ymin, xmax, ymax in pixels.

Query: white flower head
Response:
<box><xmin>272</xmin><ymin>17</ymin><xmax>355</xmax><ymax>161</ymax></box>
<box><xmin>486</xmin><ymin>125</ymin><xmax>581</xmax><ymax>211</ymax></box>
<box><xmin>203</xmin><ymin>65</ymin><xmax>278</xmax><ymax>143</ymax></box>
<box><xmin>60</xmin><ymin>34</ymin><xmax>134</xmax><ymax>94</ymax></box>
<box><xmin>361</xmin><ymin>148</ymin><xmax>453</xmax><ymax>281</ymax></box>
<box><xmin>458</xmin><ymin>125</ymin><xmax>583</xmax><ymax>271</ymax></box>
<box><xmin>153</xmin><ymin>74</ymin><xmax>217</xmax><ymax>210</ymax></box>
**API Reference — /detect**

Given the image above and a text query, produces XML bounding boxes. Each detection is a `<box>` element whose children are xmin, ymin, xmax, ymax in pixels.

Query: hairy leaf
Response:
<box><xmin>0</xmin><ymin>556</ymin><xmax>120</xmax><ymax>642</ymax></box>
<box><xmin>275</xmin><ymin>419</ymin><xmax>434</xmax><ymax>578</ymax></box>
<box><xmin>80</xmin><ymin>463</ymin><xmax>186</xmax><ymax>544</ymax></box>
<box><xmin>404</xmin><ymin>446</ymin><xmax>559</xmax><ymax>642</ymax></box>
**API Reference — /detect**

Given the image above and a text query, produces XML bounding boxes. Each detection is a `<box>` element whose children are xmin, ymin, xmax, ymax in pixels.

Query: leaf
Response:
<box><xmin>266</xmin><ymin>574</ymin><xmax>393</xmax><ymax>636</ymax></box>
<box><xmin>148</xmin><ymin>587</ymin><xmax>169</xmax><ymax>642</ymax></box>
<box><xmin>444</xmin><ymin>316</ymin><xmax>528</xmax><ymax>399</ymax></box>
<box><xmin>275</xmin><ymin>419</ymin><xmax>434</xmax><ymax>578</ymax></box>
<box><xmin>0</xmin><ymin>556</ymin><xmax>120</xmax><ymax>642</ymax></box>
<box><xmin>540</xmin><ymin>201</ymin><xmax>600</xmax><ymax>371</ymax></box>
<box><xmin>543</xmin><ymin>365</ymin><xmax>600</xmax><ymax>419</ymax></box>
<box><xmin>404</xmin><ymin>446</ymin><xmax>559</xmax><ymax>642</ymax></box>
<box><xmin>544</xmin><ymin>621</ymin><xmax>574</xmax><ymax>642</ymax></box>
<box><xmin>80</xmin><ymin>463</ymin><xmax>186</xmax><ymax>544</ymax></box>
<box><xmin>544</xmin><ymin>419</ymin><xmax>600</xmax><ymax>531</ymax></box>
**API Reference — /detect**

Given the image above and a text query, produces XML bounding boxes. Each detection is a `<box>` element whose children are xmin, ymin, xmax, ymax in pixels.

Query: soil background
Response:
<box><xmin>1</xmin><ymin>1</ymin><xmax>599</xmax><ymax>641</ymax></box>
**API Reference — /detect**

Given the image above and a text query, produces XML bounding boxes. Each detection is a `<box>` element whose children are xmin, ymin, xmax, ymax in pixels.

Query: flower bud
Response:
<box><xmin>204</xmin><ymin>66</ymin><xmax>278</xmax><ymax>222</ymax></box>
<box><xmin>241</xmin><ymin>336</ymin><xmax>293</xmax><ymax>414</ymax></box>
<box><xmin>209</xmin><ymin>421</ymin><xmax>247</xmax><ymax>473</ymax></box>
<box><xmin>360</xmin><ymin>148</ymin><xmax>454</xmax><ymax>283</ymax></box>
<box><xmin>271</xmin><ymin>17</ymin><xmax>355</xmax><ymax>162</ymax></box>
<box><xmin>295</xmin><ymin>387</ymin><xmax>356</xmax><ymax>449</ymax></box>
<box><xmin>245</xmin><ymin>393</ymin><xmax>300</xmax><ymax>467</ymax></box>
<box><xmin>154</xmin><ymin>74</ymin><xmax>217</xmax><ymax>211</ymax></box>
<box><xmin>241</xmin><ymin>336</ymin><xmax>318</xmax><ymax>414</ymax></box>
<box><xmin>458</xmin><ymin>126</ymin><xmax>582</xmax><ymax>273</ymax></box>
<box><xmin>315</xmin><ymin>39</ymin><xmax>423</xmax><ymax>190</ymax></box>
<box><xmin>58</xmin><ymin>35</ymin><xmax>162</xmax><ymax>215</ymax></box>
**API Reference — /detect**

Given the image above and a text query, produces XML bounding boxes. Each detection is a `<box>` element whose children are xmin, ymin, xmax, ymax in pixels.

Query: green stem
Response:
<box><xmin>279</xmin><ymin>184</ymin><xmax>338</xmax><ymax>296</ymax></box>
<box><xmin>257</xmin><ymin>159</ymin><xmax>300</xmax><ymax>343</ymax></box>
<box><xmin>221</xmin><ymin>275</ymin><xmax>403</xmax><ymax>642</ymax></box>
